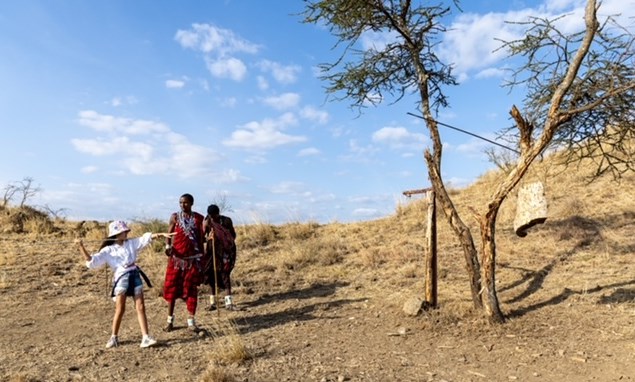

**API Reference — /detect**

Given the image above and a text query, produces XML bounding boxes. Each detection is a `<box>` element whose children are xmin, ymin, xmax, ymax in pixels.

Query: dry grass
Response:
<box><xmin>199</xmin><ymin>366</ymin><xmax>236</xmax><ymax>382</ymax></box>
<box><xmin>1</xmin><ymin>145</ymin><xmax>634</xmax><ymax>381</ymax></box>
<box><xmin>198</xmin><ymin>318</ymin><xmax>252</xmax><ymax>382</ymax></box>
<box><xmin>0</xmin><ymin>147</ymin><xmax>633</xmax><ymax>309</ymax></box>
<box><xmin>238</xmin><ymin>222</ymin><xmax>278</xmax><ymax>249</ymax></box>
<box><xmin>208</xmin><ymin>318</ymin><xmax>253</xmax><ymax>365</ymax></box>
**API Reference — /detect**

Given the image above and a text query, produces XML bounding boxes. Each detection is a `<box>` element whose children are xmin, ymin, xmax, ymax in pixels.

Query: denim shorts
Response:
<box><xmin>113</xmin><ymin>271</ymin><xmax>143</xmax><ymax>298</ymax></box>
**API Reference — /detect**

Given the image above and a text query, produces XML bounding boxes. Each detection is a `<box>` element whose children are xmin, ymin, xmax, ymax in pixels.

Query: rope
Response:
<box><xmin>406</xmin><ymin>112</ymin><xmax>520</xmax><ymax>154</ymax></box>
<box><xmin>0</xmin><ymin>237</ymin><xmax>105</xmax><ymax>245</ymax></box>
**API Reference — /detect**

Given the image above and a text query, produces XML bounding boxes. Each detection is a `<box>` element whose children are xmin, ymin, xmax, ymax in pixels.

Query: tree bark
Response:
<box><xmin>425</xmin><ymin>150</ymin><xmax>483</xmax><ymax>309</ymax></box>
<box><xmin>412</xmin><ymin>36</ymin><xmax>482</xmax><ymax>310</ymax></box>
<box><xmin>480</xmin><ymin>207</ymin><xmax>505</xmax><ymax>323</ymax></box>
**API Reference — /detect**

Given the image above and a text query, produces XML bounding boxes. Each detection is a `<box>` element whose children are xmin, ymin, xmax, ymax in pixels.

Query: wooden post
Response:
<box><xmin>425</xmin><ymin>190</ymin><xmax>437</xmax><ymax>307</ymax></box>
<box><xmin>402</xmin><ymin>187</ymin><xmax>437</xmax><ymax>308</ymax></box>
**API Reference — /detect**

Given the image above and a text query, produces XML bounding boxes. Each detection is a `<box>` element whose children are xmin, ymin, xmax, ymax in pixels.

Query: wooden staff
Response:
<box><xmin>211</xmin><ymin>228</ymin><xmax>220</xmax><ymax>318</ymax></box>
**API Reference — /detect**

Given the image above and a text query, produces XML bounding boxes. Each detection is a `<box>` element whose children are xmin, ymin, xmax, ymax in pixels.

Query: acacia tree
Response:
<box><xmin>303</xmin><ymin>0</ymin><xmax>634</xmax><ymax>323</ymax></box>
<box><xmin>477</xmin><ymin>0</ymin><xmax>634</xmax><ymax>322</ymax></box>
<box><xmin>302</xmin><ymin>0</ymin><xmax>484</xmax><ymax>309</ymax></box>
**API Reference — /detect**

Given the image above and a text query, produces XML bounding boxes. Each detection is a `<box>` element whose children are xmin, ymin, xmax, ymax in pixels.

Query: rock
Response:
<box><xmin>403</xmin><ymin>296</ymin><xmax>424</xmax><ymax>316</ymax></box>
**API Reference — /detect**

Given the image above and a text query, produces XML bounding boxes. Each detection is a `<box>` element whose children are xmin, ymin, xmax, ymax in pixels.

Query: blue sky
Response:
<box><xmin>1</xmin><ymin>0</ymin><xmax>633</xmax><ymax>225</ymax></box>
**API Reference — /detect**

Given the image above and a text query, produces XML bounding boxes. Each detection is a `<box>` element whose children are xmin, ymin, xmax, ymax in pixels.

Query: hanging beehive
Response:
<box><xmin>513</xmin><ymin>181</ymin><xmax>548</xmax><ymax>237</ymax></box>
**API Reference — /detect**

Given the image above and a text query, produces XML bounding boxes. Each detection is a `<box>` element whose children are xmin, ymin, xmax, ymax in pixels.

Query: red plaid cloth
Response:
<box><xmin>163</xmin><ymin>257</ymin><xmax>202</xmax><ymax>314</ymax></box>
<box><xmin>162</xmin><ymin>211</ymin><xmax>205</xmax><ymax>314</ymax></box>
<box><xmin>204</xmin><ymin>221</ymin><xmax>236</xmax><ymax>292</ymax></box>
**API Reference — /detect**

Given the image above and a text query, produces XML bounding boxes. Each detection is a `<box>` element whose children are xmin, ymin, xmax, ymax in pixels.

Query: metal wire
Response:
<box><xmin>406</xmin><ymin>112</ymin><xmax>520</xmax><ymax>154</ymax></box>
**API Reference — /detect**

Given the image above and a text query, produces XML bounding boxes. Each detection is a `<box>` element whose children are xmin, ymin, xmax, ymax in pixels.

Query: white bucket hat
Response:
<box><xmin>108</xmin><ymin>220</ymin><xmax>131</xmax><ymax>237</ymax></box>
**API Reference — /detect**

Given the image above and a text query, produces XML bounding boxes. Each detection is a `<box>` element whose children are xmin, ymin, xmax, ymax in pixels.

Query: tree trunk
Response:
<box><xmin>425</xmin><ymin>150</ymin><xmax>483</xmax><ymax>309</ymax></box>
<box><xmin>480</xmin><ymin>207</ymin><xmax>505</xmax><ymax>323</ymax></box>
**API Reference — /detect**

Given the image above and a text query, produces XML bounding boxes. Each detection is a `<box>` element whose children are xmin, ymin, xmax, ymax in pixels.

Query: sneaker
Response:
<box><xmin>140</xmin><ymin>336</ymin><xmax>157</xmax><ymax>348</ymax></box>
<box><xmin>106</xmin><ymin>336</ymin><xmax>119</xmax><ymax>349</ymax></box>
<box><xmin>226</xmin><ymin>304</ymin><xmax>239</xmax><ymax>311</ymax></box>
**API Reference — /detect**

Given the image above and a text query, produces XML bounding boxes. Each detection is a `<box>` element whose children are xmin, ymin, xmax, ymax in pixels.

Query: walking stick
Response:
<box><xmin>211</xmin><ymin>228</ymin><xmax>220</xmax><ymax>318</ymax></box>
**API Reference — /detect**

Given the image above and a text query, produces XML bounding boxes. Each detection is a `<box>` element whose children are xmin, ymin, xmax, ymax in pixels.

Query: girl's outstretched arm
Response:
<box><xmin>75</xmin><ymin>239</ymin><xmax>91</xmax><ymax>262</ymax></box>
<box><xmin>151</xmin><ymin>232</ymin><xmax>175</xmax><ymax>240</ymax></box>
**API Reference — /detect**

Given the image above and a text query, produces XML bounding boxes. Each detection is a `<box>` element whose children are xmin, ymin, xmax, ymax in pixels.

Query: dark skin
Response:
<box><xmin>164</xmin><ymin>195</ymin><xmax>204</xmax><ymax>321</ymax></box>
<box><xmin>164</xmin><ymin>195</ymin><xmax>204</xmax><ymax>256</ymax></box>
<box><xmin>202</xmin><ymin>207</ymin><xmax>237</xmax><ymax>300</ymax></box>
<box><xmin>203</xmin><ymin>209</ymin><xmax>236</xmax><ymax>240</ymax></box>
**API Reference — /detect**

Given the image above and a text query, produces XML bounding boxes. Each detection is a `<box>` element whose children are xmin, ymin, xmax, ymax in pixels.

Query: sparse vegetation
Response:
<box><xmin>0</xmin><ymin>148</ymin><xmax>634</xmax><ymax>380</ymax></box>
<box><xmin>302</xmin><ymin>0</ymin><xmax>635</xmax><ymax>323</ymax></box>
<box><xmin>208</xmin><ymin>319</ymin><xmax>253</xmax><ymax>365</ymax></box>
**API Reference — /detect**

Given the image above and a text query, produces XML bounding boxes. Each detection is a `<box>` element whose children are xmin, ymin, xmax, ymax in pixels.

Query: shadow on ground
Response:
<box><xmin>236</xmin><ymin>297</ymin><xmax>367</xmax><ymax>334</ymax></box>
<box><xmin>241</xmin><ymin>281</ymin><xmax>349</xmax><ymax>308</ymax></box>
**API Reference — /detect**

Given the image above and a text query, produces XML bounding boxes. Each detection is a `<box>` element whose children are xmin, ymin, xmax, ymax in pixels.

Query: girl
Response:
<box><xmin>76</xmin><ymin>220</ymin><xmax>173</xmax><ymax>349</ymax></box>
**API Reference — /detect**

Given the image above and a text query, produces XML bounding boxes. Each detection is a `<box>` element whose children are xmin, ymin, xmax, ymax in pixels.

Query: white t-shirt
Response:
<box><xmin>86</xmin><ymin>232</ymin><xmax>153</xmax><ymax>281</ymax></box>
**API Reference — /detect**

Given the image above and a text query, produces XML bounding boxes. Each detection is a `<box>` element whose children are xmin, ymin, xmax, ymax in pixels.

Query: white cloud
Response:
<box><xmin>439</xmin><ymin>0</ymin><xmax>635</xmax><ymax>80</ymax></box>
<box><xmin>349</xmin><ymin>195</ymin><xmax>378</xmax><ymax>204</ymax></box>
<box><xmin>362</xmin><ymin>92</ymin><xmax>383</xmax><ymax>106</ymax></box>
<box><xmin>445</xmin><ymin>176</ymin><xmax>473</xmax><ymax>188</ymax></box>
<box><xmin>72</xmin><ymin>136</ymin><xmax>153</xmax><ymax>159</ymax></box>
<box><xmin>223</xmin><ymin>112</ymin><xmax>306</xmax><ymax>150</ymax></box>
<box><xmin>351</xmin><ymin>207</ymin><xmax>381</xmax><ymax>218</ymax></box>
<box><xmin>36</xmin><ymin>182</ymin><xmax>119</xmax><ymax>221</ymax></box>
<box><xmin>257</xmin><ymin>75</ymin><xmax>269</xmax><ymax>90</ymax></box>
<box><xmin>340</xmin><ymin>139</ymin><xmax>379</xmax><ymax>163</ymax></box>
<box><xmin>72</xmin><ymin>111</ymin><xmax>223</xmax><ymax>179</ymax></box>
<box><xmin>175</xmin><ymin>23</ymin><xmax>260</xmax><ymax>56</ymax></box>
<box><xmin>257</xmin><ymin>59</ymin><xmax>301</xmax><ymax>84</ymax></box>
<box><xmin>475</xmin><ymin>67</ymin><xmax>507</xmax><ymax>79</ymax></box>
<box><xmin>205</xmin><ymin>57</ymin><xmax>247</xmax><ymax>81</ymax></box>
<box><xmin>300</xmin><ymin>106</ymin><xmax>329</xmax><ymax>124</ymax></box>
<box><xmin>175</xmin><ymin>23</ymin><xmax>260</xmax><ymax>82</ymax></box>
<box><xmin>262</xmin><ymin>92</ymin><xmax>300</xmax><ymax>110</ymax></box>
<box><xmin>269</xmin><ymin>181</ymin><xmax>305</xmax><ymax>194</ymax></box>
<box><xmin>244</xmin><ymin>155</ymin><xmax>267</xmax><ymax>164</ymax></box>
<box><xmin>199</xmin><ymin>79</ymin><xmax>210</xmax><ymax>91</ymax></box>
<box><xmin>454</xmin><ymin>138</ymin><xmax>490</xmax><ymax>158</ymax></box>
<box><xmin>77</xmin><ymin>110</ymin><xmax>169</xmax><ymax>135</ymax></box>
<box><xmin>298</xmin><ymin>147</ymin><xmax>320</xmax><ymax>157</ymax></box>
<box><xmin>440</xmin><ymin>11</ymin><xmax>526</xmax><ymax>78</ymax></box>
<box><xmin>360</xmin><ymin>30</ymin><xmax>399</xmax><ymax>51</ymax></box>
<box><xmin>216</xmin><ymin>168</ymin><xmax>249</xmax><ymax>183</ymax></box>
<box><xmin>372</xmin><ymin>126</ymin><xmax>427</xmax><ymax>150</ymax></box>
<box><xmin>109</xmin><ymin>95</ymin><xmax>138</xmax><ymax>107</ymax></box>
<box><xmin>165</xmin><ymin>79</ymin><xmax>185</xmax><ymax>89</ymax></box>
<box><xmin>80</xmin><ymin>166</ymin><xmax>98</xmax><ymax>174</ymax></box>
<box><xmin>220</xmin><ymin>97</ymin><xmax>237</xmax><ymax>108</ymax></box>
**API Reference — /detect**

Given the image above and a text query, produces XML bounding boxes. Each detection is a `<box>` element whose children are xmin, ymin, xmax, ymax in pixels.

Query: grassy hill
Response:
<box><xmin>1</xmin><ymin>151</ymin><xmax>634</xmax><ymax>381</ymax></box>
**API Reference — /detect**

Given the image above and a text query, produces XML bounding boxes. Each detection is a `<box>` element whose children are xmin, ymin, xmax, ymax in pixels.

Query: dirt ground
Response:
<box><xmin>1</xmin><ymin>220</ymin><xmax>634</xmax><ymax>382</ymax></box>
<box><xmin>3</xmin><ymin>151</ymin><xmax>635</xmax><ymax>382</ymax></box>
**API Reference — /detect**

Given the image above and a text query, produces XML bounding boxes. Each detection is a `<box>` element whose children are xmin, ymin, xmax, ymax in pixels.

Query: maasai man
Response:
<box><xmin>203</xmin><ymin>204</ymin><xmax>237</xmax><ymax>310</ymax></box>
<box><xmin>163</xmin><ymin>193</ymin><xmax>205</xmax><ymax>332</ymax></box>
